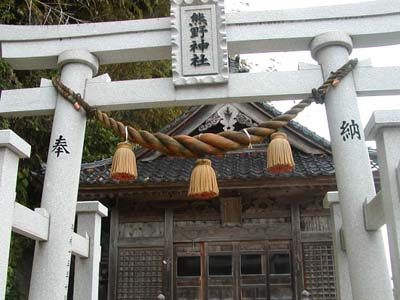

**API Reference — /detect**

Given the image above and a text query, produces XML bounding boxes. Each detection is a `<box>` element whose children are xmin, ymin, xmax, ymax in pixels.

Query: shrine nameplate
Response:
<box><xmin>171</xmin><ymin>0</ymin><xmax>228</xmax><ymax>86</ymax></box>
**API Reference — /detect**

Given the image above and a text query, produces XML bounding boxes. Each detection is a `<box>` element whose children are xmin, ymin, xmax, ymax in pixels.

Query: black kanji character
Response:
<box><xmin>340</xmin><ymin>120</ymin><xmax>361</xmax><ymax>142</ymax></box>
<box><xmin>51</xmin><ymin>135</ymin><xmax>70</xmax><ymax>157</ymax></box>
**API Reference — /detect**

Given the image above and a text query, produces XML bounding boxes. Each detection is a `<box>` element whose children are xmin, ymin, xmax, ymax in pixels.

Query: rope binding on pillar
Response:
<box><xmin>52</xmin><ymin>58</ymin><xmax>358</xmax><ymax>199</ymax></box>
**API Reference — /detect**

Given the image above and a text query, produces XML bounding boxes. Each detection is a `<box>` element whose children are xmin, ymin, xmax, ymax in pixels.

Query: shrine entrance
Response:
<box><xmin>1</xmin><ymin>1</ymin><xmax>400</xmax><ymax>300</ymax></box>
<box><xmin>175</xmin><ymin>240</ymin><xmax>293</xmax><ymax>300</ymax></box>
<box><xmin>101</xmin><ymin>100</ymin><xmax>338</xmax><ymax>300</ymax></box>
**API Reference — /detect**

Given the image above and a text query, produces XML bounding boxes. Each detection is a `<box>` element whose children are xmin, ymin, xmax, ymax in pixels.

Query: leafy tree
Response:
<box><xmin>0</xmin><ymin>1</ymin><xmax>180</xmax><ymax>298</ymax></box>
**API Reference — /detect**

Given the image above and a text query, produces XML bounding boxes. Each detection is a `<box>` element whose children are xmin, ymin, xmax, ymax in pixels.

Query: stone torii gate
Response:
<box><xmin>0</xmin><ymin>1</ymin><xmax>400</xmax><ymax>300</ymax></box>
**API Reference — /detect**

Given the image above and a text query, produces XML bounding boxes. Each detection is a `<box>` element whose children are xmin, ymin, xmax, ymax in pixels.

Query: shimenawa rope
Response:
<box><xmin>52</xmin><ymin>59</ymin><xmax>358</xmax><ymax>158</ymax></box>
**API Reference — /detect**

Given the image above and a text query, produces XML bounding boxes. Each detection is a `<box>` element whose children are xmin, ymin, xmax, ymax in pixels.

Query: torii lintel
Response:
<box><xmin>0</xmin><ymin>0</ymin><xmax>399</xmax><ymax>70</ymax></box>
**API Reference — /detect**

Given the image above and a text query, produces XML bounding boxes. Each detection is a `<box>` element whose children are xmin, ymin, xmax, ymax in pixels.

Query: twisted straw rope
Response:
<box><xmin>52</xmin><ymin>59</ymin><xmax>358</xmax><ymax>158</ymax></box>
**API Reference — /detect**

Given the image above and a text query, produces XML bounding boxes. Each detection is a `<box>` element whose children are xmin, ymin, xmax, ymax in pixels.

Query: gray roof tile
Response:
<box><xmin>80</xmin><ymin>148</ymin><xmax>335</xmax><ymax>185</ymax></box>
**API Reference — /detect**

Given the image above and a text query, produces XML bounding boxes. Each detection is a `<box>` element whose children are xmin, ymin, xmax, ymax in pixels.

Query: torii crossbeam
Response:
<box><xmin>1</xmin><ymin>1</ymin><xmax>400</xmax><ymax>300</ymax></box>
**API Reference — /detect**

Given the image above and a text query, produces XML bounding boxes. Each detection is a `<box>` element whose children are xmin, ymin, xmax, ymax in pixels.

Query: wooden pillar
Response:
<box><xmin>291</xmin><ymin>202</ymin><xmax>304</xmax><ymax>300</ymax></box>
<box><xmin>233</xmin><ymin>242</ymin><xmax>240</xmax><ymax>300</ymax></box>
<box><xmin>163</xmin><ymin>208</ymin><xmax>174</xmax><ymax>300</ymax></box>
<box><xmin>107</xmin><ymin>204</ymin><xmax>119</xmax><ymax>300</ymax></box>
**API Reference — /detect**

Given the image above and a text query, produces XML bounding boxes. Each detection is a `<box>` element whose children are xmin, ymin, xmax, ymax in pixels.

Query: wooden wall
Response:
<box><xmin>102</xmin><ymin>194</ymin><xmax>335</xmax><ymax>300</ymax></box>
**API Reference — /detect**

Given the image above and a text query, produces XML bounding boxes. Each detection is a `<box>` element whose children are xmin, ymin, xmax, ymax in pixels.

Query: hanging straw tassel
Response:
<box><xmin>188</xmin><ymin>159</ymin><xmax>219</xmax><ymax>199</ymax></box>
<box><xmin>111</xmin><ymin>142</ymin><xmax>137</xmax><ymax>181</ymax></box>
<box><xmin>111</xmin><ymin>127</ymin><xmax>137</xmax><ymax>181</ymax></box>
<box><xmin>267</xmin><ymin>132</ymin><xmax>295</xmax><ymax>173</ymax></box>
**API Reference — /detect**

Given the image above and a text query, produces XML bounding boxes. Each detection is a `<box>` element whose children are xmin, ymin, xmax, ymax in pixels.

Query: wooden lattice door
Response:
<box><xmin>117</xmin><ymin>247</ymin><xmax>164</xmax><ymax>300</ymax></box>
<box><xmin>174</xmin><ymin>241</ymin><xmax>295</xmax><ymax>300</ymax></box>
<box><xmin>302</xmin><ymin>242</ymin><xmax>336</xmax><ymax>300</ymax></box>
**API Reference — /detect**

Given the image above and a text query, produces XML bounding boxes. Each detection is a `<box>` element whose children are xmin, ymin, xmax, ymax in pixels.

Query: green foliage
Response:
<box><xmin>1</xmin><ymin>1</ymin><xmax>181</xmax><ymax>298</ymax></box>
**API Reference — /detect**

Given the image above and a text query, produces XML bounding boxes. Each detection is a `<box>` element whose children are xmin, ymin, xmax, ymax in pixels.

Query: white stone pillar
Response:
<box><xmin>74</xmin><ymin>201</ymin><xmax>108</xmax><ymax>300</ymax></box>
<box><xmin>0</xmin><ymin>130</ymin><xmax>30</xmax><ymax>300</ymax></box>
<box><xmin>323</xmin><ymin>192</ymin><xmax>353</xmax><ymax>300</ymax></box>
<box><xmin>365</xmin><ymin>110</ymin><xmax>400</xmax><ymax>300</ymax></box>
<box><xmin>29</xmin><ymin>50</ymin><xmax>98</xmax><ymax>300</ymax></box>
<box><xmin>310</xmin><ymin>31</ymin><xmax>393</xmax><ymax>300</ymax></box>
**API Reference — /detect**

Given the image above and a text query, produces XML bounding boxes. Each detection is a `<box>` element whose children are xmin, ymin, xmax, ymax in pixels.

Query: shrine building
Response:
<box><xmin>77</xmin><ymin>97</ymin><xmax>366</xmax><ymax>300</ymax></box>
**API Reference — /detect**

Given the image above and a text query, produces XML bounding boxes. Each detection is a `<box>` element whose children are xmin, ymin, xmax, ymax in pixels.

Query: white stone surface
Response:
<box><xmin>58</xmin><ymin>49</ymin><xmax>99</xmax><ymax>75</ymax></box>
<box><xmin>0</xmin><ymin>1</ymin><xmax>399</xmax><ymax>69</ymax></box>
<box><xmin>0</xmin><ymin>130</ymin><xmax>30</xmax><ymax>300</ymax></box>
<box><xmin>76</xmin><ymin>201</ymin><xmax>108</xmax><ymax>217</ymax></box>
<box><xmin>171</xmin><ymin>0</ymin><xmax>228</xmax><ymax>85</ymax></box>
<box><xmin>0</xmin><ymin>130</ymin><xmax>31</xmax><ymax>158</ymax></box>
<box><xmin>354</xmin><ymin>66</ymin><xmax>400</xmax><ymax>97</ymax></box>
<box><xmin>311</xmin><ymin>31</ymin><xmax>393</xmax><ymax>300</ymax></box>
<box><xmin>28</xmin><ymin>50</ymin><xmax>98</xmax><ymax>300</ymax></box>
<box><xmin>71</xmin><ymin>232</ymin><xmax>89</xmax><ymax>258</ymax></box>
<box><xmin>74</xmin><ymin>201</ymin><xmax>108</xmax><ymax>300</ymax></box>
<box><xmin>12</xmin><ymin>203</ymin><xmax>49</xmax><ymax>241</ymax></box>
<box><xmin>365</xmin><ymin>110</ymin><xmax>400</xmax><ymax>300</ymax></box>
<box><xmin>363</xmin><ymin>192</ymin><xmax>385</xmax><ymax>231</ymax></box>
<box><xmin>2</xmin><ymin>65</ymin><xmax>400</xmax><ymax>117</ymax></box>
<box><xmin>365</xmin><ymin>110</ymin><xmax>400</xmax><ymax>140</ymax></box>
<box><xmin>323</xmin><ymin>191</ymin><xmax>353</xmax><ymax>300</ymax></box>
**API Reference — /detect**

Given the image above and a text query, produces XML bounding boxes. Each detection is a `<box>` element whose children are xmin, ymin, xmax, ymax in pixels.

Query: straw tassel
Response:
<box><xmin>111</xmin><ymin>142</ymin><xmax>137</xmax><ymax>181</ymax></box>
<box><xmin>267</xmin><ymin>132</ymin><xmax>295</xmax><ymax>173</ymax></box>
<box><xmin>188</xmin><ymin>159</ymin><xmax>219</xmax><ymax>199</ymax></box>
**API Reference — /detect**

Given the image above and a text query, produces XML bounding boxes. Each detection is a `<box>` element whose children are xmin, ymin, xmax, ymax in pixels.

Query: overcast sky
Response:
<box><xmin>225</xmin><ymin>0</ymin><xmax>400</xmax><ymax>143</ymax></box>
<box><xmin>225</xmin><ymin>0</ymin><xmax>396</xmax><ymax>274</ymax></box>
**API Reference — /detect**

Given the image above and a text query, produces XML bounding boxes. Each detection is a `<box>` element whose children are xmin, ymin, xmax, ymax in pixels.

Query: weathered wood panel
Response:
<box><xmin>117</xmin><ymin>247</ymin><xmax>163</xmax><ymax>300</ymax></box>
<box><xmin>110</xmin><ymin>197</ymin><xmax>334</xmax><ymax>300</ymax></box>
<box><xmin>174</xmin><ymin>200</ymin><xmax>220</xmax><ymax>221</ymax></box>
<box><xmin>175</xmin><ymin>243</ymin><xmax>202</xmax><ymax>300</ymax></box>
<box><xmin>118</xmin><ymin>237</ymin><xmax>164</xmax><ymax>247</ymax></box>
<box><xmin>302</xmin><ymin>242</ymin><xmax>336</xmax><ymax>300</ymax></box>
<box><xmin>242</xmin><ymin>197</ymin><xmax>291</xmax><ymax>218</ymax></box>
<box><xmin>300</xmin><ymin>232</ymin><xmax>332</xmax><ymax>242</ymax></box>
<box><xmin>291</xmin><ymin>203</ymin><xmax>303</xmax><ymax>300</ymax></box>
<box><xmin>119</xmin><ymin>222</ymin><xmax>164</xmax><ymax>238</ymax></box>
<box><xmin>107</xmin><ymin>206</ymin><xmax>119</xmax><ymax>300</ymax></box>
<box><xmin>118</xmin><ymin>201</ymin><xmax>164</xmax><ymax>222</ymax></box>
<box><xmin>164</xmin><ymin>209</ymin><xmax>174</xmax><ymax>300</ymax></box>
<box><xmin>301</xmin><ymin>216</ymin><xmax>331</xmax><ymax>232</ymax></box>
<box><xmin>174</xmin><ymin>223</ymin><xmax>291</xmax><ymax>243</ymax></box>
<box><xmin>221</xmin><ymin>197</ymin><xmax>242</xmax><ymax>226</ymax></box>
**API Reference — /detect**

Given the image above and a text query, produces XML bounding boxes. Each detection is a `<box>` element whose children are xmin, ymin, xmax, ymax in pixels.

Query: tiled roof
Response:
<box><xmin>80</xmin><ymin>148</ymin><xmax>335</xmax><ymax>185</ymax></box>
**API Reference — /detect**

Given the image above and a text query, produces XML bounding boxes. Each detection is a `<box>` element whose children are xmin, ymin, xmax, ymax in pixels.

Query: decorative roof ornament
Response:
<box><xmin>199</xmin><ymin>104</ymin><xmax>257</xmax><ymax>132</ymax></box>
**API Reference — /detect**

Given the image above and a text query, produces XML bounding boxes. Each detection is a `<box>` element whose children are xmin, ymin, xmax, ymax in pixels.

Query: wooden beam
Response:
<box><xmin>0</xmin><ymin>1</ymin><xmax>399</xmax><ymax>69</ymax></box>
<box><xmin>163</xmin><ymin>208</ymin><xmax>174</xmax><ymax>300</ymax></box>
<box><xmin>1</xmin><ymin>65</ymin><xmax>400</xmax><ymax>117</ymax></box>
<box><xmin>107</xmin><ymin>206</ymin><xmax>119</xmax><ymax>300</ymax></box>
<box><xmin>291</xmin><ymin>203</ymin><xmax>304</xmax><ymax>300</ymax></box>
<box><xmin>300</xmin><ymin>232</ymin><xmax>332</xmax><ymax>242</ymax></box>
<box><xmin>12</xmin><ymin>203</ymin><xmax>49</xmax><ymax>241</ymax></box>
